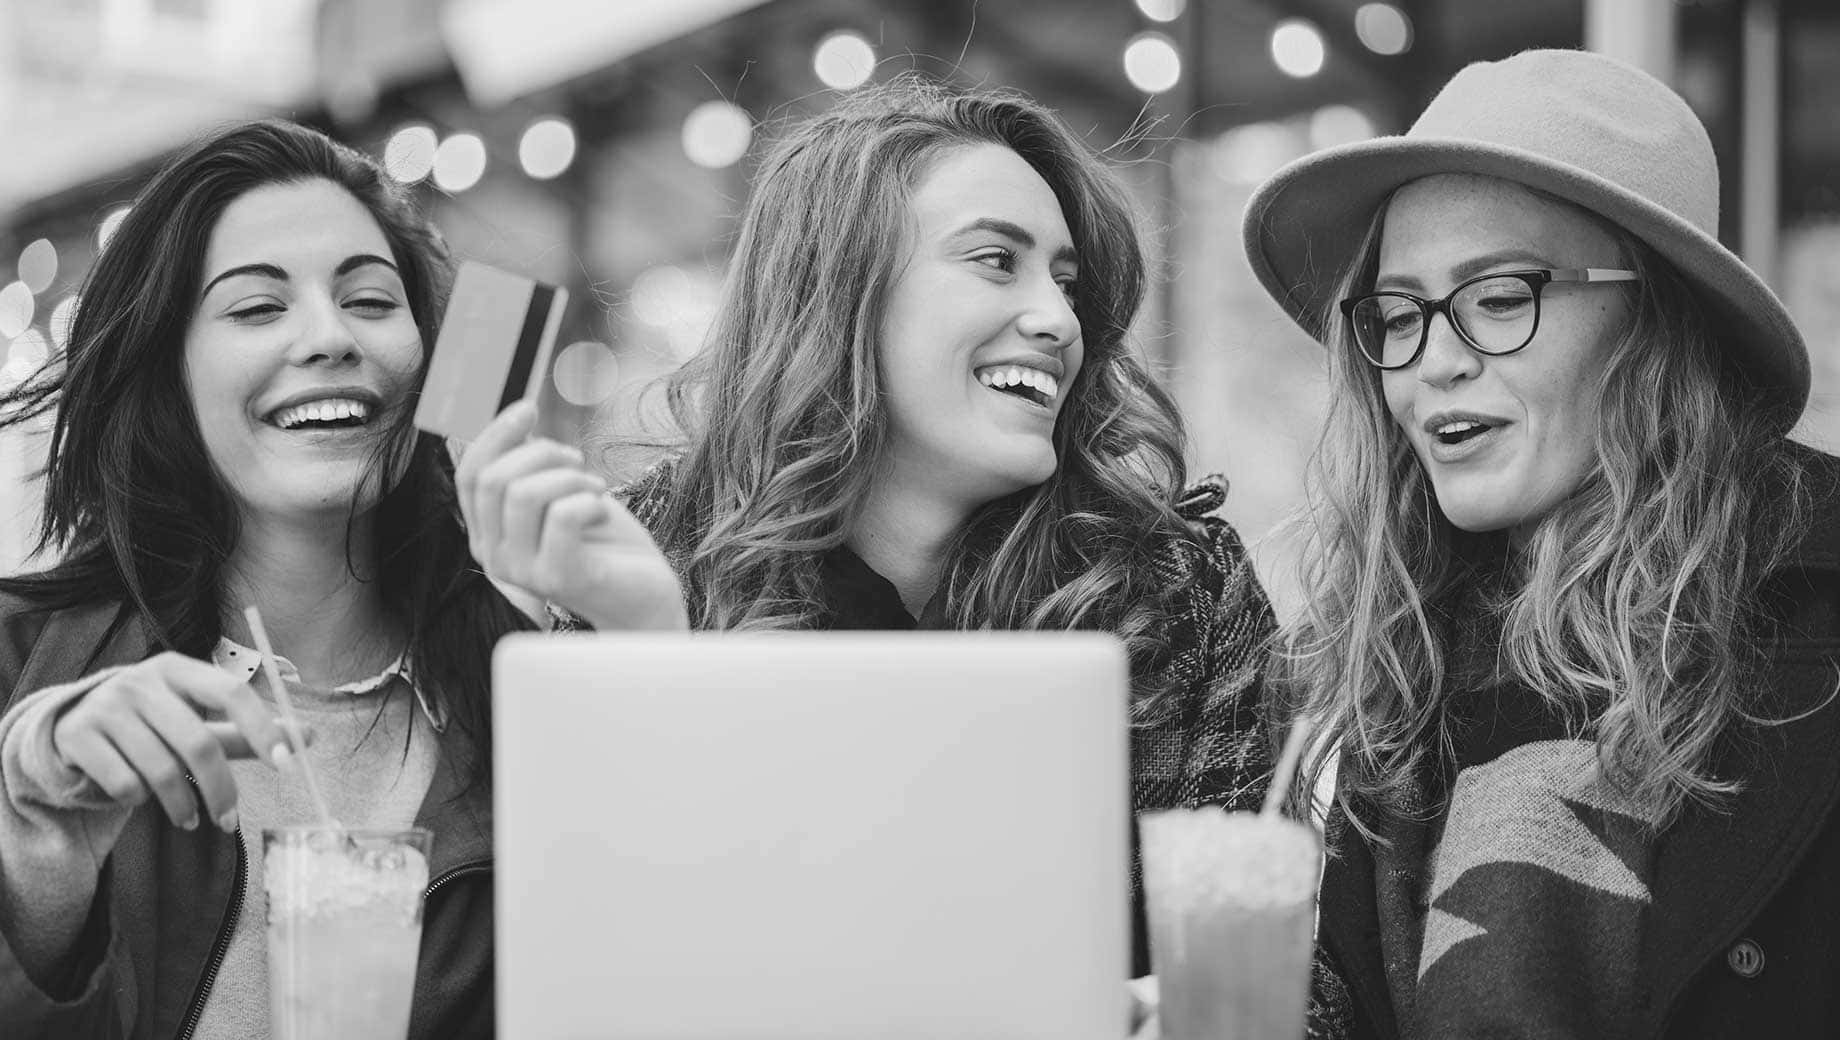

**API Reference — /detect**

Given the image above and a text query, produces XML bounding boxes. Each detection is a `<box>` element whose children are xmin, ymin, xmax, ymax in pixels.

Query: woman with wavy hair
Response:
<box><xmin>0</xmin><ymin>119</ymin><xmax>680</xmax><ymax>1038</ymax></box>
<box><xmin>459</xmin><ymin>78</ymin><xmax>1306</xmax><ymax>995</ymax></box>
<box><xmin>1244</xmin><ymin>50</ymin><xmax>1840</xmax><ymax>1037</ymax></box>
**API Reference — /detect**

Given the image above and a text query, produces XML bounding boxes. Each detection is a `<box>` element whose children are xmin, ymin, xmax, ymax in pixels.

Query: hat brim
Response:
<box><xmin>1241</xmin><ymin>136</ymin><xmax>1809</xmax><ymax>418</ymax></box>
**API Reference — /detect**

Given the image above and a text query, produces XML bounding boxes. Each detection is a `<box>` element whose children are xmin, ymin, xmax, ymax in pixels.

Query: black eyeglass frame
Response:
<box><xmin>1338</xmin><ymin>267</ymin><xmax>1640</xmax><ymax>370</ymax></box>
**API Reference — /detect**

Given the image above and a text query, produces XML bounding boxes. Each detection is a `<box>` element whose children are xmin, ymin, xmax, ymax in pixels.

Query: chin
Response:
<box><xmin>1428</xmin><ymin>486</ymin><xmax>1515</xmax><ymax>534</ymax></box>
<box><xmin>972</xmin><ymin>448</ymin><xmax>1058</xmax><ymax>501</ymax></box>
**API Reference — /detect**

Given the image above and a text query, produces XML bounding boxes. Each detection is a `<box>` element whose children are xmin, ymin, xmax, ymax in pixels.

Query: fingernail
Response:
<box><xmin>272</xmin><ymin>743</ymin><xmax>295</xmax><ymax>773</ymax></box>
<box><xmin>181</xmin><ymin>815</ymin><xmax>199</xmax><ymax>831</ymax></box>
<box><xmin>218</xmin><ymin>809</ymin><xmax>239</xmax><ymax>833</ymax></box>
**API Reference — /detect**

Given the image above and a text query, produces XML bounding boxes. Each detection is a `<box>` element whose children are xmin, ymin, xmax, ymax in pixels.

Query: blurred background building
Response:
<box><xmin>1</xmin><ymin>0</ymin><xmax>1834</xmax><ymax>615</ymax></box>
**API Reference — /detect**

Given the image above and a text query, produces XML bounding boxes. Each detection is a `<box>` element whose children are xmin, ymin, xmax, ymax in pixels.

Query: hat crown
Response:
<box><xmin>1408</xmin><ymin>49</ymin><xmax>1720</xmax><ymax>237</ymax></box>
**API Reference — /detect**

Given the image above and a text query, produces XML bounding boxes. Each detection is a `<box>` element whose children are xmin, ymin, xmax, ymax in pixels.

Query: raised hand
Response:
<box><xmin>454</xmin><ymin>401</ymin><xmax>688</xmax><ymax>632</ymax></box>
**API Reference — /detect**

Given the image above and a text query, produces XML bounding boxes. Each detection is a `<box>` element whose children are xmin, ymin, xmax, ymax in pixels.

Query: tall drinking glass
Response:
<box><xmin>1141</xmin><ymin>807</ymin><xmax>1321</xmax><ymax>1040</ymax></box>
<box><xmin>264</xmin><ymin>826</ymin><xmax>433</xmax><ymax>1040</ymax></box>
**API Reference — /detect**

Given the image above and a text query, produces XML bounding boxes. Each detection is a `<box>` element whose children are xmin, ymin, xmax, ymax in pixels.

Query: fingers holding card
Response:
<box><xmin>455</xmin><ymin>402</ymin><xmax>686</xmax><ymax>632</ymax></box>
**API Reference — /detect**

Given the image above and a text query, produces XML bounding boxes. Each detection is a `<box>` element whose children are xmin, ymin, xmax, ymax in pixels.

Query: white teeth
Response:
<box><xmin>1437</xmin><ymin>420</ymin><xmax>1485</xmax><ymax>435</ymax></box>
<box><xmin>974</xmin><ymin>365</ymin><xmax>1061</xmax><ymax>403</ymax></box>
<box><xmin>273</xmin><ymin>398</ymin><xmax>371</xmax><ymax>430</ymax></box>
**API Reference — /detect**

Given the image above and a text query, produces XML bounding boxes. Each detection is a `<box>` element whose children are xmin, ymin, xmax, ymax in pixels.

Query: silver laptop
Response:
<box><xmin>493</xmin><ymin>632</ymin><xmax>1129</xmax><ymax>1040</ymax></box>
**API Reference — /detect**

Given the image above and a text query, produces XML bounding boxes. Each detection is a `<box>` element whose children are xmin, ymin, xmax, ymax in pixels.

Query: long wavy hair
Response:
<box><xmin>1283</xmin><ymin>187</ymin><xmax>1812</xmax><ymax>830</ymax></box>
<box><xmin>645</xmin><ymin>78</ymin><xmax>1197</xmax><ymax>709</ymax></box>
<box><xmin>0</xmin><ymin>119</ymin><xmax>530</xmax><ymax>789</ymax></box>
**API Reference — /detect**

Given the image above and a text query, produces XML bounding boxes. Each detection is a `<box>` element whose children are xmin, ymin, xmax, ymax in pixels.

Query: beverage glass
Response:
<box><xmin>1140</xmin><ymin>807</ymin><xmax>1321</xmax><ymax>1040</ymax></box>
<box><xmin>264</xmin><ymin>826</ymin><xmax>433</xmax><ymax>1040</ymax></box>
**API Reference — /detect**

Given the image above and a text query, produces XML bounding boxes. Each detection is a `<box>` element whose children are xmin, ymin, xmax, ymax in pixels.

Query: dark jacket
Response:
<box><xmin>0</xmin><ymin>595</ymin><xmax>495</xmax><ymax>1040</ymax></box>
<box><xmin>1321</xmin><ymin>443</ymin><xmax>1840</xmax><ymax>1039</ymax></box>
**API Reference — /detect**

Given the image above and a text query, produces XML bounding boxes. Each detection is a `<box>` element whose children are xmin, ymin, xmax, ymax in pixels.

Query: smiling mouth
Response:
<box><xmin>265</xmin><ymin>398</ymin><xmax>375</xmax><ymax>431</ymax></box>
<box><xmin>975</xmin><ymin>365</ymin><xmax>1059</xmax><ymax>409</ymax></box>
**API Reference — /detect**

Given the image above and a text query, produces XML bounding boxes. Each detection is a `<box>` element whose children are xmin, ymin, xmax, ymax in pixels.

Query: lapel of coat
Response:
<box><xmin>11</xmin><ymin>599</ymin><xmax>143</xmax><ymax>698</ymax></box>
<box><xmin>1319</xmin><ymin>804</ymin><xmax>1402</xmax><ymax>1040</ymax></box>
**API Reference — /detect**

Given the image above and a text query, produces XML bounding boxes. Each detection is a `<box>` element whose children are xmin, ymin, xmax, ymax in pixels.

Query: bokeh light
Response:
<box><xmin>1134</xmin><ymin>0</ymin><xmax>1186</xmax><ymax>23</ymax></box>
<box><xmin>49</xmin><ymin>296</ymin><xmax>77</xmax><ymax>350</ymax></box>
<box><xmin>813</xmin><ymin>31</ymin><xmax>876</xmax><ymax>90</ymax></box>
<box><xmin>1355</xmin><ymin>3</ymin><xmax>1413</xmax><ymax>56</ymax></box>
<box><xmin>18</xmin><ymin>240</ymin><xmax>57</xmax><ymax>294</ymax></box>
<box><xmin>681</xmin><ymin>101</ymin><xmax>754</xmax><ymax>170</ymax></box>
<box><xmin>519</xmin><ymin>118</ymin><xmax>578</xmax><ymax>180</ymax></box>
<box><xmin>433</xmin><ymin>133</ymin><xmax>488</xmax><ymax>193</ymax></box>
<box><xmin>1271</xmin><ymin>19</ymin><xmax>1327</xmax><ymax>78</ymax></box>
<box><xmin>9</xmin><ymin>327</ymin><xmax>47</xmax><ymax>368</ymax></box>
<box><xmin>97</xmin><ymin>206</ymin><xmax>131</xmax><ymax>254</ymax></box>
<box><xmin>1213</xmin><ymin>121</ymin><xmax>1307</xmax><ymax>186</ymax></box>
<box><xmin>552</xmin><ymin>340</ymin><xmax>622</xmax><ymax>406</ymax></box>
<box><xmin>0</xmin><ymin>328</ymin><xmax>48</xmax><ymax>392</ymax></box>
<box><xmin>631</xmin><ymin>264</ymin><xmax>721</xmax><ymax>356</ymax></box>
<box><xmin>1123</xmin><ymin>33</ymin><xmax>1182</xmax><ymax>94</ymax></box>
<box><xmin>384</xmin><ymin>124</ymin><xmax>439</xmax><ymax>184</ymax></box>
<box><xmin>1308</xmin><ymin>105</ymin><xmax>1377</xmax><ymax>150</ymax></box>
<box><xmin>0</xmin><ymin>282</ymin><xmax>34</xmax><ymax>340</ymax></box>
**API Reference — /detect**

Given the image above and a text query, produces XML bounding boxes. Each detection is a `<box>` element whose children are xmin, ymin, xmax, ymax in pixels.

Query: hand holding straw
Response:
<box><xmin>1260</xmin><ymin>715</ymin><xmax>1316</xmax><ymax>819</ymax></box>
<box><xmin>244</xmin><ymin>605</ymin><xmax>338</xmax><ymax>829</ymax></box>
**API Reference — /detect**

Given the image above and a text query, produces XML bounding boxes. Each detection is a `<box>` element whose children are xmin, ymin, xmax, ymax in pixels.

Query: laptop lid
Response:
<box><xmin>493</xmin><ymin>631</ymin><xmax>1129</xmax><ymax>1040</ymax></box>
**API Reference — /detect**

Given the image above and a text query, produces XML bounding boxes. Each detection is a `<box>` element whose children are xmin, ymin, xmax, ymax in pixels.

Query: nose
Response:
<box><xmin>1414</xmin><ymin>309</ymin><xmax>1480</xmax><ymax>389</ymax></box>
<box><xmin>1015</xmin><ymin>275</ymin><xmax>1080</xmax><ymax>351</ymax></box>
<box><xmin>288</xmin><ymin>293</ymin><xmax>363</xmax><ymax>368</ymax></box>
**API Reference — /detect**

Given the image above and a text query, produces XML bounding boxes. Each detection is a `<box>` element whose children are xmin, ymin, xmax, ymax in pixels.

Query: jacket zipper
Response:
<box><xmin>424</xmin><ymin>860</ymin><xmax>491</xmax><ymax>900</ymax></box>
<box><xmin>175</xmin><ymin>826</ymin><xmax>247</xmax><ymax>1040</ymax></box>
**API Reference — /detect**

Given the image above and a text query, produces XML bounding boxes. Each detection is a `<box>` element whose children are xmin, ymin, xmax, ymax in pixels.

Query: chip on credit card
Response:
<box><xmin>413</xmin><ymin>261</ymin><xmax>569</xmax><ymax>443</ymax></box>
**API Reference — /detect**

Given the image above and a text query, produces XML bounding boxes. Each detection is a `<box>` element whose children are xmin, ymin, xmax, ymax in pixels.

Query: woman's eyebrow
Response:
<box><xmin>1376</xmin><ymin>249</ymin><xmax>1552</xmax><ymax>292</ymax></box>
<box><xmin>336</xmin><ymin>253</ymin><xmax>399</xmax><ymax>278</ymax></box>
<box><xmin>948</xmin><ymin>217</ymin><xmax>1079</xmax><ymax>265</ymax></box>
<box><xmin>199</xmin><ymin>262</ymin><xmax>287</xmax><ymax>298</ymax></box>
<box><xmin>200</xmin><ymin>253</ymin><xmax>398</xmax><ymax>299</ymax></box>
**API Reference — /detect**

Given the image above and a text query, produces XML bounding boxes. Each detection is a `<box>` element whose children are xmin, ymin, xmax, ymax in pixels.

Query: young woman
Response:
<box><xmin>1246</xmin><ymin>49</ymin><xmax>1840</xmax><ymax>1037</ymax></box>
<box><xmin>458</xmin><ymin>78</ymin><xmax>1319</xmax><ymax>1004</ymax></box>
<box><xmin>0</xmin><ymin>120</ymin><xmax>680</xmax><ymax>1038</ymax></box>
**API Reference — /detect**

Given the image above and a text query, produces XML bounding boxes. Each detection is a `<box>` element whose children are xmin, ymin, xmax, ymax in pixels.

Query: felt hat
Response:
<box><xmin>1242</xmin><ymin>48</ymin><xmax>1809</xmax><ymax>418</ymax></box>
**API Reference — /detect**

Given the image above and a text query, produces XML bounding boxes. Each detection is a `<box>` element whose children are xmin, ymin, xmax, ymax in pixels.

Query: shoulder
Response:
<box><xmin>1757</xmin><ymin>442</ymin><xmax>1840</xmax><ymax>636</ymax></box>
<box><xmin>1786</xmin><ymin>441</ymin><xmax>1840</xmax><ymax>568</ymax></box>
<box><xmin>1162</xmin><ymin>475</ymin><xmax>1266</xmax><ymax>616</ymax></box>
<box><xmin>0</xmin><ymin>591</ymin><xmax>131</xmax><ymax>708</ymax></box>
<box><xmin>1144</xmin><ymin>476</ymin><xmax>1277</xmax><ymax>678</ymax></box>
<box><xmin>614</xmin><ymin>455</ymin><xmax>681</xmax><ymax>532</ymax></box>
<box><xmin>0</xmin><ymin>590</ymin><xmax>57</xmax><ymax>687</ymax></box>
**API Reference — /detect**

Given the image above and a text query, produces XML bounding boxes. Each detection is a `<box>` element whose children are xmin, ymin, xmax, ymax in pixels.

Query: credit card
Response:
<box><xmin>414</xmin><ymin>260</ymin><xmax>569</xmax><ymax>443</ymax></box>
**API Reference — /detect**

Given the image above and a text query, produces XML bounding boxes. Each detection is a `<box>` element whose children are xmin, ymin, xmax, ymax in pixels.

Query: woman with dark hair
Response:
<box><xmin>0</xmin><ymin>119</ymin><xmax>680</xmax><ymax>1038</ymax></box>
<box><xmin>1246</xmin><ymin>50</ymin><xmax>1840</xmax><ymax>1036</ymax></box>
<box><xmin>458</xmin><ymin>78</ymin><xmax>1327</xmax><ymax>1009</ymax></box>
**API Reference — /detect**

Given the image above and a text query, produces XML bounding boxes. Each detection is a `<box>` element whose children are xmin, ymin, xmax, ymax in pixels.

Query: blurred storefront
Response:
<box><xmin>1</xmin><ymin>0</ymin><xmax>1833</xmax><ymax>604</ymax></box>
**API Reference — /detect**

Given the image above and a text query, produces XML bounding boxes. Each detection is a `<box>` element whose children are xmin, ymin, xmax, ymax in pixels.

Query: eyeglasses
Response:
<box><xmin>1339</xmin><ymin>268</ymin><xmax>1639</xmax><ymax>370</ymax></box>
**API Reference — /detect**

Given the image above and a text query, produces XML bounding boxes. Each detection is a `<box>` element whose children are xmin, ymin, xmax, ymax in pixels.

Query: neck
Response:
<box><xmin>846</xmin><ymin>468</ymin><xmax>975</xmax><ymax>618</ymax></box>
<box><xmin>221</xmin><ymin>509</ymin><xmax>399</xmax><ymax>688</ymax></box>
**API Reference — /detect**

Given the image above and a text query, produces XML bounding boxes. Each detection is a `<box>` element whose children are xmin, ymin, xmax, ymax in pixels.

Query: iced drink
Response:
<box><xmin>1140</xmin><ymin>807</ymin><xmax>1321</xmax><ymax>1040</ymax></box>
<box><xmin>264</xmin><ymin>826</ymin><xmax>432</xmax><ymax>1040</ymax></box>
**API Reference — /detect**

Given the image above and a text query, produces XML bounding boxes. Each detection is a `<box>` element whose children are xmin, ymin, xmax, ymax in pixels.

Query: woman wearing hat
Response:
<box><xmin>1245</xmin><ymin>49</ymin><xmax>1840</xmax><ymax>1037</ymax></box>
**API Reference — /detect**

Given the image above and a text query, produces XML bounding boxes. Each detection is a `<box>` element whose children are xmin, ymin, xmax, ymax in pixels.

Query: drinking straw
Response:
<box><xmin>243</xmin><ymin>605</ymin><xmax>337</xmax><ymax>828</ymax></box>
<box><xmin>1260</xmin><ymin>715</ymin><xmax>1316</xmax><ymax>819</ymax></box>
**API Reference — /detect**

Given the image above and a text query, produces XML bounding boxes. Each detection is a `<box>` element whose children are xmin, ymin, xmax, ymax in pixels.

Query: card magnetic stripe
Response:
<box><xmin>497</xmin><ymin>283</ymin><xmax>557</xmax><ymax>413</ymax></box>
